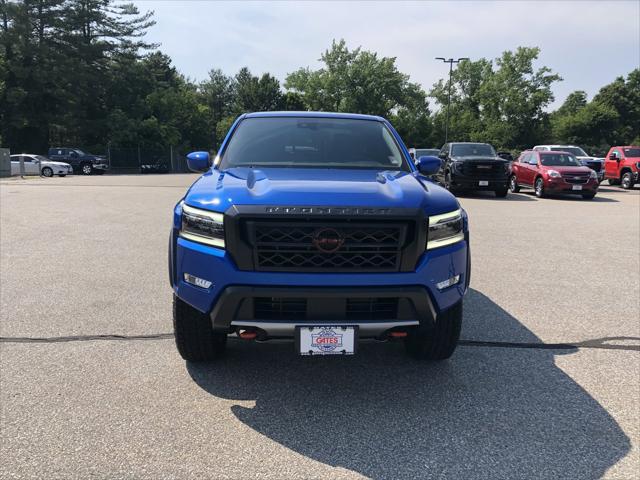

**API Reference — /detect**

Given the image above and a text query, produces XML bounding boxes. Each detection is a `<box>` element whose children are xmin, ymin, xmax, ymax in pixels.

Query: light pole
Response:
<box><xmin>435</xmin><ymin>57</ymin><xmax>469</xmax><ymax>143</ymax></box>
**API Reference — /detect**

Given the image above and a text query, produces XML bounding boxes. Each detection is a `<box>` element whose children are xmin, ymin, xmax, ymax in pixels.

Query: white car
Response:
<box><xmin>10</xmin><ymin>154</ymin><xmax>73</xmax><ymax>177</ymax></box>
<box><xmin>532</xmin><ymin>145</ymin><xmax>605</xmax><ymax>182</ymax></box>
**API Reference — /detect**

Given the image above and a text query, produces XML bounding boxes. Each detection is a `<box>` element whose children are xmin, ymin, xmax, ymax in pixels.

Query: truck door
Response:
<box><xmin>605</xmin><ymin>148</ymin><xmax>621</xmax><ymax>180</ymax></box>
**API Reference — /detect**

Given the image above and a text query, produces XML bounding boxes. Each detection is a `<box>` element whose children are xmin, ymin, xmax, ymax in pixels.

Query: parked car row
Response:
<box><xmin>9</xmin><ymin>147</ymin><xmax>110</xmax><ymax>177</ymax></box>
<box><xmin>410</xmin><ymin>142</ymin><xmax>639</xmax><ymax>200</ymax></box>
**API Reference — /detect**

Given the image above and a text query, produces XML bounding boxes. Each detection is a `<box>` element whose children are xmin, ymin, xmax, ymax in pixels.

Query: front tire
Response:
<box><xmin>535</xmin><ymin>177</ymin><xmax>545</xmax><ymax>198</ymax></box>
<box><xmin>509</xmin><ymin>175</ymin><xmax>520</xmax><ymax>193</ymax></box>
<box><xmin>444</xmin><ymin>172</ymin><xmax>458</xmax><ymax>195</ymax></box>
<box><xmin>404</xmin><ymin>301</ymin><xmax>462</xmax><ymax>360</ymax></box>
<box><xmin>582</xmin><ymin>192</ymin><xmax>596</xmax><ymax>200</ymax></box>
<box><xmin>494</xmin><ymin>187</ymin><xmax>509</xmax><ymax>198</ymax></box>
<box><xmin>41</xmin><ymin>167</ymin><xmax>53</xmax><ymax>177</ymax></box>
<box><xmin>621</xmin><ymin>172</ymin><xmax>634</xmax><ymax>190</ymax></box>
<box><xmin>173</xmin><ymin>295</ymin><xmax>227</xmax><ymax>362</ymax></box>
<box><xmin>81</xmin><ymin>163</ymin><xmax>93</xmax><ymax>175</ymax></box>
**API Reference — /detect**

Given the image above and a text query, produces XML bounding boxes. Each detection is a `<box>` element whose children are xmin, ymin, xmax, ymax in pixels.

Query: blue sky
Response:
<box><xmin>133</xmin><ymin>0</ymin><xmax>640</xmax><ymax>109</ymax></box>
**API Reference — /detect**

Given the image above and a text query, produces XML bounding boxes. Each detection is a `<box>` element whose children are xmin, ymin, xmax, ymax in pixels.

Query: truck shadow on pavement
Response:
<box><xmin>187</xmin><ymin>288</ymin><xmax>630</xmax><ymax>479</ymax></box>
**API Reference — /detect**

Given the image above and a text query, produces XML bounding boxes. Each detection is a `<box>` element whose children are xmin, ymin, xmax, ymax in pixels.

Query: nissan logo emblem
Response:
<box><xmin>312</xmin><ymin>228</ymin><xmax>344</xmax><ymax>253</ymax></box>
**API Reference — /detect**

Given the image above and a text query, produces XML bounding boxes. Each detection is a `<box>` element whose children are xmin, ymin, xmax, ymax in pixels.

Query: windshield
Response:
<box><xmin>219</xmin><ymin>117</ymin><xmax>408</xmax><ymax>171</ymax></box>
<box><xmin>451</xmin><ymin>144</ymin><xmax>495</xmax><ymax>157</ymax></box>
<box><xmin>550</xmin><ymin>147</ymin><xmax>587</xmax><ymax>156</ymax></box>
<box><xmin>415</xmin><ymin>149</ymin><xmax>440</xmax><ymax>157</ymax></box>
<box><xmin>623</xmin><ymin>148</ymin><xmax>640</xmax><ymax>158</ymax></box>
<box><xmin>73</xmin><ymin>149</ymin><xmax>86</xmax><ymax>156</ymax></box>
<box><xmin>540</xmin><ymin>153</ymin><xmax>581</xmax><ymax>167</ymax></box>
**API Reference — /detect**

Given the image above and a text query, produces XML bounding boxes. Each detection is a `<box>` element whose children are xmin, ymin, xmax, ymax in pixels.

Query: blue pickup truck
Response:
<box><xmin>169</xmin><ymin>112</ymin><xmax>470</xmax><ymax>361</ymax></box>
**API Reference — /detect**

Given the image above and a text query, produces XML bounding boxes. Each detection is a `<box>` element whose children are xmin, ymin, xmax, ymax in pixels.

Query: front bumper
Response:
<box><xmin>171</xmin><ymin>234</ymin><xmax>469</xmax><ymax>336</ymax></box>
<box><xmin>450</xmin><ymin>173</ymin><xmax>508</xmax><ymax>190</ymax></box>
<box><xmin>546</xmin><ymin>177</ymin><xmax>599</xmax><ymax>193</ymax></box>
<box><xmin>93</xmin><ymin>163</ymin><xmax>109</xmax><ymax>171</ymax></box>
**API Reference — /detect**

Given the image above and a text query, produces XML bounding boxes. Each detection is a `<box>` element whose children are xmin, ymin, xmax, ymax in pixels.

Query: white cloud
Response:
<box><xmin>135</xmin><ymin>0</ymin><xmax>640</xmax><ymax>108</ymax></box>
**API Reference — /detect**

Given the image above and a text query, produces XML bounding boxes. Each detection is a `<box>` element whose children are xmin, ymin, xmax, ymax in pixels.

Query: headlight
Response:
<box><xmin>427</xmin><ymin>209</ymin><xmax>464</xmax><ymax>250</ymax></box>
<box><xmin>589</xmin><ymin>170</ymin><xmax>597</xmax><ymax>179</ymax></box>
<box><xmin>548</xmin><ymin>170</ymin><xmax>561</xmax><ymax>178</ymax></box>
<box><xmin>179</xmin><ymin>203</ymin><xmax>225</xmax><ymax>248</ymax></box>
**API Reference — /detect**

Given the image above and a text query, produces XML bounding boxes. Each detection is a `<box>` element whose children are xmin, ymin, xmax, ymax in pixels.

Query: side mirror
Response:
<box><xmin>186</xmin><ymin>151</ymin><xmax>211</xmax><ymax>172</ymax></box>
<box><xmin>417</xmin><ymin>156</ymin><xmax>441</xmax><ymax>175</ymax></box>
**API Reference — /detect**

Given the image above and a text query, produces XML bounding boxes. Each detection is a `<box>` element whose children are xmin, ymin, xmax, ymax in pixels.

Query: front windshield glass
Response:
<box><xmin>623</xmin><ymin>148</ymin><xmax>640</xmax><ymax>158</ymax></box>
<box><xmin>415</xmin><ymin>149</ymin><xmax>440</xmax><ymax>157</ymax></box>
<box><xmin>74</xmin><ymin>149</ymin><xmax>86</xmax><ymax>156</ymax></box>
<box><xmin>219</xmin><ymin>117</ymin><xmax>408</xmax><ymax>171</ymax></box>
<box><xmin>550</xmin><ymin>147</ymin><xmax>587</xmax><ymax>156</ymax></box>
<box><xmin>540</xmin><ymin>153</ymin><xmax>581</xmax><ymax>167</ymax></box>
<box><xmin>451</xmin><ymin>144</ymin><xmax>495</xmax><ymax>157</ymax></box>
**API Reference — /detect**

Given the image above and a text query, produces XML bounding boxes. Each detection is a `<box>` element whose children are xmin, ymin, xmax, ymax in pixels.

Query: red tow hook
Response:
<box><xmin>238</xmin><ymin>330</ymin><xmax>257</xmax><ymax>340</ymax></box>
<box><xmin>389</xmin><ymin>331</ymin><xmax>408</xmax><ymax>339</ymax></box>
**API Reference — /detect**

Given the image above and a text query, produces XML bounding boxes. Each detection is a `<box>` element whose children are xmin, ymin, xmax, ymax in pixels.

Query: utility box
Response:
<box><xmin>0</xmin><ymin>148</ymin><xmax>10</xmax><ymax>177</ymax></box>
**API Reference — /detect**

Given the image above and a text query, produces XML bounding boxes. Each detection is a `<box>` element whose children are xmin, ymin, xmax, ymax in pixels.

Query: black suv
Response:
<box><xmin>47</xmin><ymin>148</ymin><xmax>109</xmax><ymax>175</ymax></box>
<box><xmin>436</xmin><ymin>142</ymin><xmax>510</xmax><ymax>197</ymax></box>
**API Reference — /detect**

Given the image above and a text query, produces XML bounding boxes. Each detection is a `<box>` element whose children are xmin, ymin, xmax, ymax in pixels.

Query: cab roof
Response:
<box><xmin>243</xmin><ymin>111</ymin><xmax>385</xmax><ymax>122</ymax></box>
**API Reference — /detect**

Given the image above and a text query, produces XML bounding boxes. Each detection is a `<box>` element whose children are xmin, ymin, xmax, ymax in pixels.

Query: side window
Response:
<box><xmin>520</xmin><ymin>153</ymin><xmax>530</xmax><ymax>164</ymax></box>
<box><xmin>613</xmin><ymin>149</ymin><xmax>621</xmax><ymax>158</ymax></box>
<box><xmin>22</xmin><ymin>155</ymin><xmax>32</xmax><ymax>163</ymax></box>
<box><xmin>530</xmin><ymin>153</ymin><xmax>539</xmax><ymax>165</ymax></box>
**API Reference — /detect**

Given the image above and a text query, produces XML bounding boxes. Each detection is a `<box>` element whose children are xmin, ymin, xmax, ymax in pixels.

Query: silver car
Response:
<box><xmin>10</xmin><ymin>154</ymin><xmax>73</xmax><ymax>177</ymax></box>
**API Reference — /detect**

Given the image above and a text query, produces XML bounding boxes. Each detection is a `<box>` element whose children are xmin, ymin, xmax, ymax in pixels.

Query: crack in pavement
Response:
<box><xmin>0</xmin><ymin>334</ymin><xmax>638</xmax><ymax>352</ymax></box>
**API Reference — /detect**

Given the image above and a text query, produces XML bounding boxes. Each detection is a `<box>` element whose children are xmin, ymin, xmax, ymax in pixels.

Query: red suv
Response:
<box><xmin>604</xmin><ymin>146</ymin><xmax>640</xmax><ymax>189</ymax></box>
<box><xmin>510</xmin><ymin>150</ymin><xmax>598</xmax><ymax>199</ymax></box>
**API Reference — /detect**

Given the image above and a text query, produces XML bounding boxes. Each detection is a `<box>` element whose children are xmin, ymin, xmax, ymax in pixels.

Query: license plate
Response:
<box><xmin>572</xmin><ymin>185</ymin><xmax>583</xmax><ymax>191</ymax></box>
<box><xmin>479</xmin><ymin>180</ymin><xmax>489</xmax><ymax>186</ymax></box>
<box><xmin>297</xmin><ymin>326</ymin><xmax>357</xmax><ymax>356</ymax></box>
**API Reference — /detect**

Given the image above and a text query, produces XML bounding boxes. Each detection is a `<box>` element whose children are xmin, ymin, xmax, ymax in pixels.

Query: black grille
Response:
<box><xmin>459</xmin><ymin>161</ymin><xmax>507</xmax><ymax>178</ymax></box>
<box><xmin>562</xmin><ymin>172</ymin><xmax>590</xmax><ymax>184</ymax></box>
<box><xmin>584</xmin><ymin>161</ymin><xmax>602</xmax><ymax>172</ymax></box>
<box><xmin>254</xmin><ymin>297</ymin><xmax>307</xmax><ymax>320</ymax></box>
<box><xmin>252</xmin><ymin>296</ymin><xmax>400</xmax><ymax>321</ymax></box>
<box><xmin>346</xmin><ymin>298</ymin><xmax>399</xmax><ymax>320</ymax></box>
<box><xmin>248</xmin><ymin>221</ymin><xmax>407</xmax><ymax>272</ymax></box>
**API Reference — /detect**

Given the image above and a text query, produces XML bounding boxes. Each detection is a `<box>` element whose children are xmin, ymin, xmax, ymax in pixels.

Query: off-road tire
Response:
<box><xmin>173</xmin><ymin>295</ymin><xmax>227</xmax><ymax>362</ymax></box>
<box><xmin>404</xmin><ymin>301</ymin><xmax>462</xmax><ymax>360</ymax></box>
<box><xmin>41</xmin><ymin>167</ymin><xmax>53</xmax><ymax>177</ymax></box>
<box><xmin>621</xmin><ymin>172</ymin><xmax>634</xmax><ymax>190</ymax></box>
<box><xmin>509</xmin><ymin>175</ymin><xmax>520</xmax><ymax>193</ymax></box>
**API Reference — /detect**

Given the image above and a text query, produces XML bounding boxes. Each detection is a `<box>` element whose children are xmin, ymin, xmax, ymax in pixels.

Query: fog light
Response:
<box><xmin>436</xmin><ymin>275</ymin><xmax>460</xmax><ymax>290</ymax></box>
<box><xmin>183</xmin><ymin>273</ymin><xmax>212</xmax><ymax>289</ymax></box>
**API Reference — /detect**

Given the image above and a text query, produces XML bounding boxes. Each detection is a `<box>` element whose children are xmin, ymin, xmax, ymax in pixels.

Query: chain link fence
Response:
<box><xmin>106</xmin><ymin>146</ymin><xmax>190</xmax><ymax>174</ymax></box>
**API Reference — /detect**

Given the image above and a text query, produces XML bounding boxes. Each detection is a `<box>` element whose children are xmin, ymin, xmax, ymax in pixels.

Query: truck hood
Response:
<box><xmin>576</xmin><ymin>156</ymin><xmax>604</xmax><ymax>163</ymax></box>
<box><xmin>184</xmin><ymin>167</ymin><xmax>459</xmax><ymax>216</ymax></box>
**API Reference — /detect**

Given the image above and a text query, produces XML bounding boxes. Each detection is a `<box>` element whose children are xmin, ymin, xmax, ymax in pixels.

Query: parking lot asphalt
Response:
<box><xmin>1</xmin><ymin>174</ymin><xmax>639</xmax><ymax>479</ymax></box>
